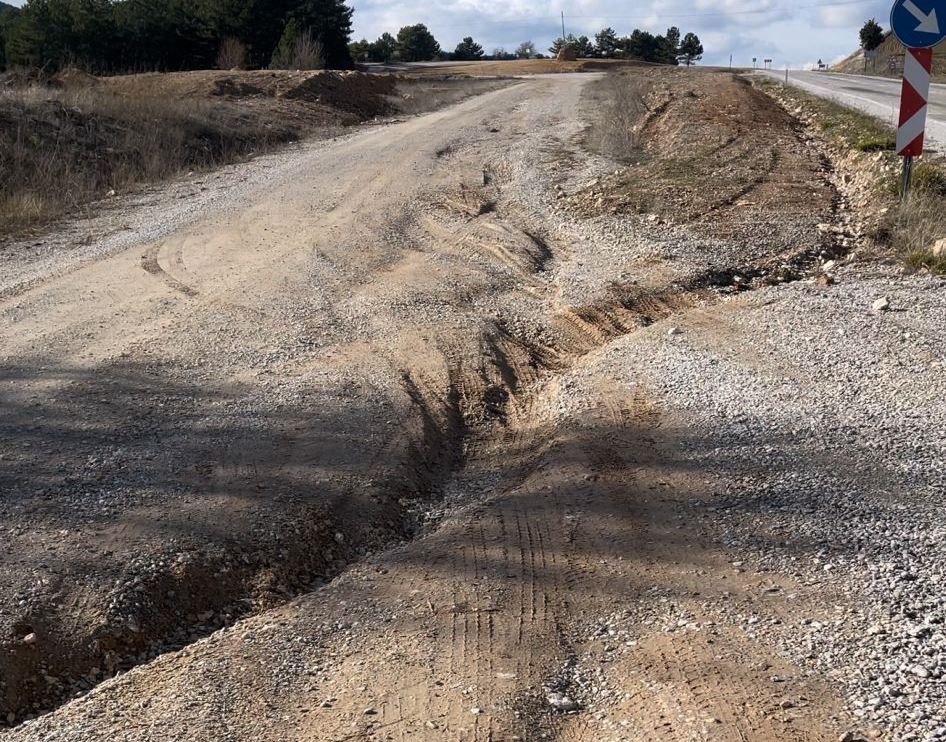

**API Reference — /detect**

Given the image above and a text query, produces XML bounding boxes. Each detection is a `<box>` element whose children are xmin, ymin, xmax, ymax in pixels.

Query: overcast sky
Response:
<box><xmin>351</xmin><ymin>0</ymin><xmax>892</xmax><ymax>67</ymax></box>
<box><xmin>4</xmin><ymin>0</ymin><xmax>894</xmax><ymax>68</ymax></box>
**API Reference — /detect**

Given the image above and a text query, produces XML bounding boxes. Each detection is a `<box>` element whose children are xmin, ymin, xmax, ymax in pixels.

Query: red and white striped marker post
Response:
<box><xmin>897</xmin><ymin>47</ymin><xmax>934</xmax><ymax>198</ymax></box>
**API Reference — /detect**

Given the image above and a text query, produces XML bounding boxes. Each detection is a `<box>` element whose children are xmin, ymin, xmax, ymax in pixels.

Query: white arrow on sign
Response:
<box><xmin>903</xmin><ymin>0</ymin><xmax>941</xmax><ymax>34</ymax></box>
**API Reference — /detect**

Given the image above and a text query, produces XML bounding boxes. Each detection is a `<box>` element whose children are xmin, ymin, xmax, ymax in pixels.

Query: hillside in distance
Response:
<box><xmin>833</xmin><ymin>31</ymin><xmax>946</xmax><ymax>80</ymax></box>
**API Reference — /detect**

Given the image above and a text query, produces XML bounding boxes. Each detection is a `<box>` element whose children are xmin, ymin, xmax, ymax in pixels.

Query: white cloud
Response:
<box><xmin>350</xmin><ymin>0</ymin><xmax>891</xmax><ymax>65</ymax></box>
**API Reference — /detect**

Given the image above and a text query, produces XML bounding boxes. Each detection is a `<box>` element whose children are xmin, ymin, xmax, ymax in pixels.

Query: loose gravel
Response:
<box><xmin>555</xmin><ymin>264</ymin><xmax>946</xmax><ymax>740</ymax></box>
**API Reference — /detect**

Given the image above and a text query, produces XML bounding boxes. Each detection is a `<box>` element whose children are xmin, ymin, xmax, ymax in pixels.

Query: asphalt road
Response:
<box><xmin>760</xmin><ymin>70</ymin><xmax>946</xmax><ymax>151</ymax></box>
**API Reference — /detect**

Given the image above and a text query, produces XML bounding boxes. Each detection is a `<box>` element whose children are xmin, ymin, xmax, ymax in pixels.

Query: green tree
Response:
<box><xmin>349</xmin><ymin>37</ymin><xmax>370</xmax><ymax>62</ymax></box>
<box><xmin>0</xmin><ymin>2</ymin><xmax>18</xmax><ymax>70</ymax></box>
<box><xmin>678</xmin><ymin>31</ymin><xmax>703</xmax><ymax>66</ymax></box>
<box><xmin>271</xmin><ymin>17</ymin><xmax>326</xmax><ymax>69</ymax></box>
<box><xmin>860</xmin><ymin>18</ymin><xmax>884</xmax><ymax>51</ymax></box>
<box><xmin>656</xmin><ymin>33</ymin><xmax>679</xmax><ymax>65</ymax></box>
<box><xmin>113</xmin><ymin>0</ymin><xmax>216</xmax><ymax>71</ymax></box>
<box><xmin>549</xmin><ymin>34</ymin><xmax>577</xmax><ymax>56</ymax></box>
<box><xmin>624</xmin><ymin>29</ymin><xmax>659</xmax><ymax>61</ymax></box>
<box><xmin>290</xmin><ymin>0</ymin><xmax>353</xmax><ymax>68</ymax></box>
<box><xmin>395</xmin><ymin>23</ymin><xmax>439</xmax><ymax>62</ymax></box>
<box><xmin>664</xmin><ymin>26</ymin><xmax>680</xmax><ymax>56</ymax></box>
<box><xmin>574</xmin><ymin>34</ymin><xmax>594</xmax><ymax>57</ymax></box>
<box><xmin>5</xmin><ymin>0</ymin><xmax>115</xmax><ymax>72</ymax></box>
<box><xmin>595</xmin><ymin>27</ymin><xmax>618</xmax><ymax>57</ymax></box>
<box><xmin>369</xmin><ymin>31</ymin><xmax>395</xmax><ymax>62</ymax></box>
<box><xmin>1</xmin><ymin>0</ymin><xmax>356</xmax><ymax>72</ymax></box>
<box><xmin>207</xmin><ymin>0</ymin><xmax>300</xmax><ymax>68</ymax></box>
<box><xmin>452</xmin><ymin>35</ymin><xmax>483</xmax><ymax>61</ymax></box>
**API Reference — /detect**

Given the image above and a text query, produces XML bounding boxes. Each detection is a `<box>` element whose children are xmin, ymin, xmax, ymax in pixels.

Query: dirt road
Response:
<box><xmin>3</xmin><ymin>69</ymin><xmax>945</xmax><ymax>740</ymax></box>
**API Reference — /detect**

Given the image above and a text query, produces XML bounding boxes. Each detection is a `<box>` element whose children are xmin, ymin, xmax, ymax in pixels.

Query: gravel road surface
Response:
<box><xmin>2</xmin><ymin>68</ymin><xmax>945</xmax><ymax>741</ymax></box>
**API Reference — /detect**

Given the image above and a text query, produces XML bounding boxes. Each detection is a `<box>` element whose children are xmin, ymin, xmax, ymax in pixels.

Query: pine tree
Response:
<box><xmin>452</xmin><ymin>36</ymin><xmax>483</xmax><ymax>61</ymax></box>
<box><xmin>574</xmin><ymin>35</ymin><xmax>594</xmax><ymax>57</ymax></box>
<box><xmin>549</xmin><ymin>34</ymin><xmax>577</xmax><ymax>56</ymax></box>
<box><xmin>369</xmin><ymin>32</ymin><xmax>395</xmax><ymax>62</ymax></box>
<box><xmin>595</xmin><ymin>27</ymin><xmax>618</xmax><ymax>58</ymax></box>
<box><xmin>859</xmin><ymin>18</ymin><xmax>884</xmax><ymax>51</ymax></box>
<box><xmin>664</xmin><ymin>26</ymin><xmax>680</xmax><ymax>56</ymax></box>
<box><xmin>395</xmin><ymin>24</ymin><xmax>439</xmax><ymax>62</ymax></box>
<box><xmin>678</xmin><ymin>32</ymin><xmax>703</xmax><ymax>66</ymax></box>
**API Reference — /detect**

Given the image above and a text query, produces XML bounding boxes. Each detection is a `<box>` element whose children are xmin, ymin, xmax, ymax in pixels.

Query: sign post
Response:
<box><xmin>890</xmin><ymin>0</ymin><xmax>946</xmax><ymax>199</ymax></box>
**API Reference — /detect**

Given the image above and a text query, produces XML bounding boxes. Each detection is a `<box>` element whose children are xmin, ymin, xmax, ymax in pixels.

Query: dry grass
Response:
<box><xmin>579</xmin><ymin>70</ymin><xmax>831</xmax><ymax>235</ymax></box>
<box><xmin>873</xmin><ymin>176</ymin><xmax>946</xmax><ymax>274</ymax></box>
<box><xmin>0</xmin><ymin>85</ymin><xmax>302</xmax><ymax>238</ymax></box>
<box><xmin>754</xmin><ymin>76</ymin><xmax>897</xmax><ymax>156</ymax></box>
<box><xmin>581</xmin><ymin>72</ymin><xmax>649</xmax><ymax>163</ymax></box>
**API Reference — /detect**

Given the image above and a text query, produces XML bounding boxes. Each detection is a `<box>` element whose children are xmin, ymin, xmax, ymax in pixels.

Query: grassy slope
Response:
<box><xmin>755</xmin><ymin>76</ymin><xmax>946</xmax><ymax>273</ymax></box>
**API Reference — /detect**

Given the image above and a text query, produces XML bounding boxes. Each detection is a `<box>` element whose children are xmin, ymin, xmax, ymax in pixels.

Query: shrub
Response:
<box><xmin>217</xmin><ymin>37</ymin><xmax>249</xmax><ymax>70</ymax></box>
<box><xmin>271</xmin><ymin>20</ymin><xmax>325</xmax><ymax>70</ymax></box>
<box><xmin>911</xmin><ymin>161</ymin><xmax>946</xmax><ymax>197</ymax></box>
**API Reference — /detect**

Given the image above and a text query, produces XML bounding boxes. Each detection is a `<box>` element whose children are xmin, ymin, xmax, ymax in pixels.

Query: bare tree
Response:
<box><xmin>292</xmin><ymin>29</ymin><xmax>325</xmax><ymax>70</ymax></box>
<box><xmin>515</xmin><ymin>41</ymin><xmax>536</xmax><ymax>59</ymax></box>
<box><xmin>216</xmin><ymin>37</ymin><xmax>248</xmax><ymax>70</ymax></box>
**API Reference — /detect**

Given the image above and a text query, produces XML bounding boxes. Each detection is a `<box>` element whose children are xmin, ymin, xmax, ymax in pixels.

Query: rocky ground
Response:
<box><xmin>1</xmin><ymin>67</ymin><xmax>943</xmax><ymax>740</ymax></box>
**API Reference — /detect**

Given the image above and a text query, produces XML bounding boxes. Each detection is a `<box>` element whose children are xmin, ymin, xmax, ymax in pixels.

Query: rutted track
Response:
<box><xmin>1</xmin><ymin>69</ymin><xmax>862</xmax><ymax>740</ymax></box>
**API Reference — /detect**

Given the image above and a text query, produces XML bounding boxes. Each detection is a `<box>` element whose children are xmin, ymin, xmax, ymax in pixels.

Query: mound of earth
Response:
<box><xmin>574</xmin><ymin>68</ymin><xmax>836</xmax><ymax>275</ymax></box>
<box><xmin>101</xmin><ymin>70</ymin><xmax>399</xmax><ymax>121</ymax></box>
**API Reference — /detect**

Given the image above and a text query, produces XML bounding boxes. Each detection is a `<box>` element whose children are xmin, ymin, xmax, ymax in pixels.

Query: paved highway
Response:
<box><xmin>760</xmin><ymin>70</ymin><xmax>946</xmax><ymax>151</ymax></box>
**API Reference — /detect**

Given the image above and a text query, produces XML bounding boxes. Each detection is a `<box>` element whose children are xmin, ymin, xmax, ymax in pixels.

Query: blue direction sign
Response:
<box><xmin>891</xmin><ymin>0</ymin><xmax>946</xmax><ymax>49</ymax></box>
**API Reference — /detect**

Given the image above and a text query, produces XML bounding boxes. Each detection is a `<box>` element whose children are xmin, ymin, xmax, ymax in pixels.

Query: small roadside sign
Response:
<box><xmin>896</xmin><ymin>48</ymin><xmax>933</xmax><ymax>157</ymax></box>
<box><xmin>890</xmin><ymin>0</ymin><xmax>946</xmax><ymax>198</ymax></box>
<box><xmin>890</xmin><ymin>0</ymin><xmax>946</xmax><ymax>49</ymax></box>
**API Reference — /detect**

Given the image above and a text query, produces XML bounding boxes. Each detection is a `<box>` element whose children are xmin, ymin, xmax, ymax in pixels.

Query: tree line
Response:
<box><xmin>0</xmin><ymin>0</ymin><xmax>355</xmax><ymax>73</ymax></box>
<box><xmin>0</xmin><ymin>3</ymin><xmax>706</xmax><ymax>74</ymax></box>
<box><xmin>552</xmin><ymin>27</ymin><xmax>704</xmax><ymax>66</ymax></box>
<box><xmin>349</xmin><ymin>26</ymin><xmax>704</xmax><ymax>66</ymax></box>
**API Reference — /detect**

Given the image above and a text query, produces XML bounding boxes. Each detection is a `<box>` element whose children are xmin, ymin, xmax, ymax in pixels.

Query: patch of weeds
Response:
<box><xmin>904</xmin><ymin>249</ymin><xmax>946</xmax><ymax>274</ymax></box>
<box><xmin>911</xmin><ymin>162</ymin><xmax>946</xmax><ymax>197</ymax></box>
<box><xmin>752</xmin><ymin>76</ymin><xmax>896</xmax><ymax>157</ymax></box>
<box><xmin>873</xmin><ymin>193</ymin><xmax>946</xmax><ymax>273</ymax></box>
<box><xmin>582</xmin><ymin>71</ymin><xmax>649</xmax><ymax>163</ymax></box>
<box><xmin>853</xmin><ymin>133</ymin><xmax>896</xmax><ymax>152</ymax></box>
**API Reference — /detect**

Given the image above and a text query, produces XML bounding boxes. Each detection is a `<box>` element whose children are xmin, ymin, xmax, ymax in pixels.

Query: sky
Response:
<box><xmin>3</xmin><ymin>0</ymin><xmax>896</xmax><ymax>69</ymax></box>
<box><xmin>348</xmin><ymin>0</ymin><xmax>894</xmax><ymax>68</ymax></box>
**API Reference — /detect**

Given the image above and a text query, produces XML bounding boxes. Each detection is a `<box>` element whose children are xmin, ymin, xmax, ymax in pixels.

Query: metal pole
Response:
<box><xmin>785</xmin><ymin>65</ymin><xmax>789</xmax><ymax>84</ymax></box>
<box><xmin>729</xmin><ymin>54</ymin><xmax>733</xmax><ymax>69</ymax></box>
<box><xmin>561</xmin><ymin>11</ymin><xmax>566</xmax><ymax>40</ymax></box>
<box><xmin>902</xmin><ymin>155</ymin><xmax>914</xmax><ymax>201</ymax></box>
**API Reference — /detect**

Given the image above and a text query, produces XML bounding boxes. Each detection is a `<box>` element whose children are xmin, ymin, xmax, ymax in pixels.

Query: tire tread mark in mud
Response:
<box><xmin>140</xmin><ymin>243</ymin><xmax>199</xmax><ymax>297</ymax></box>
